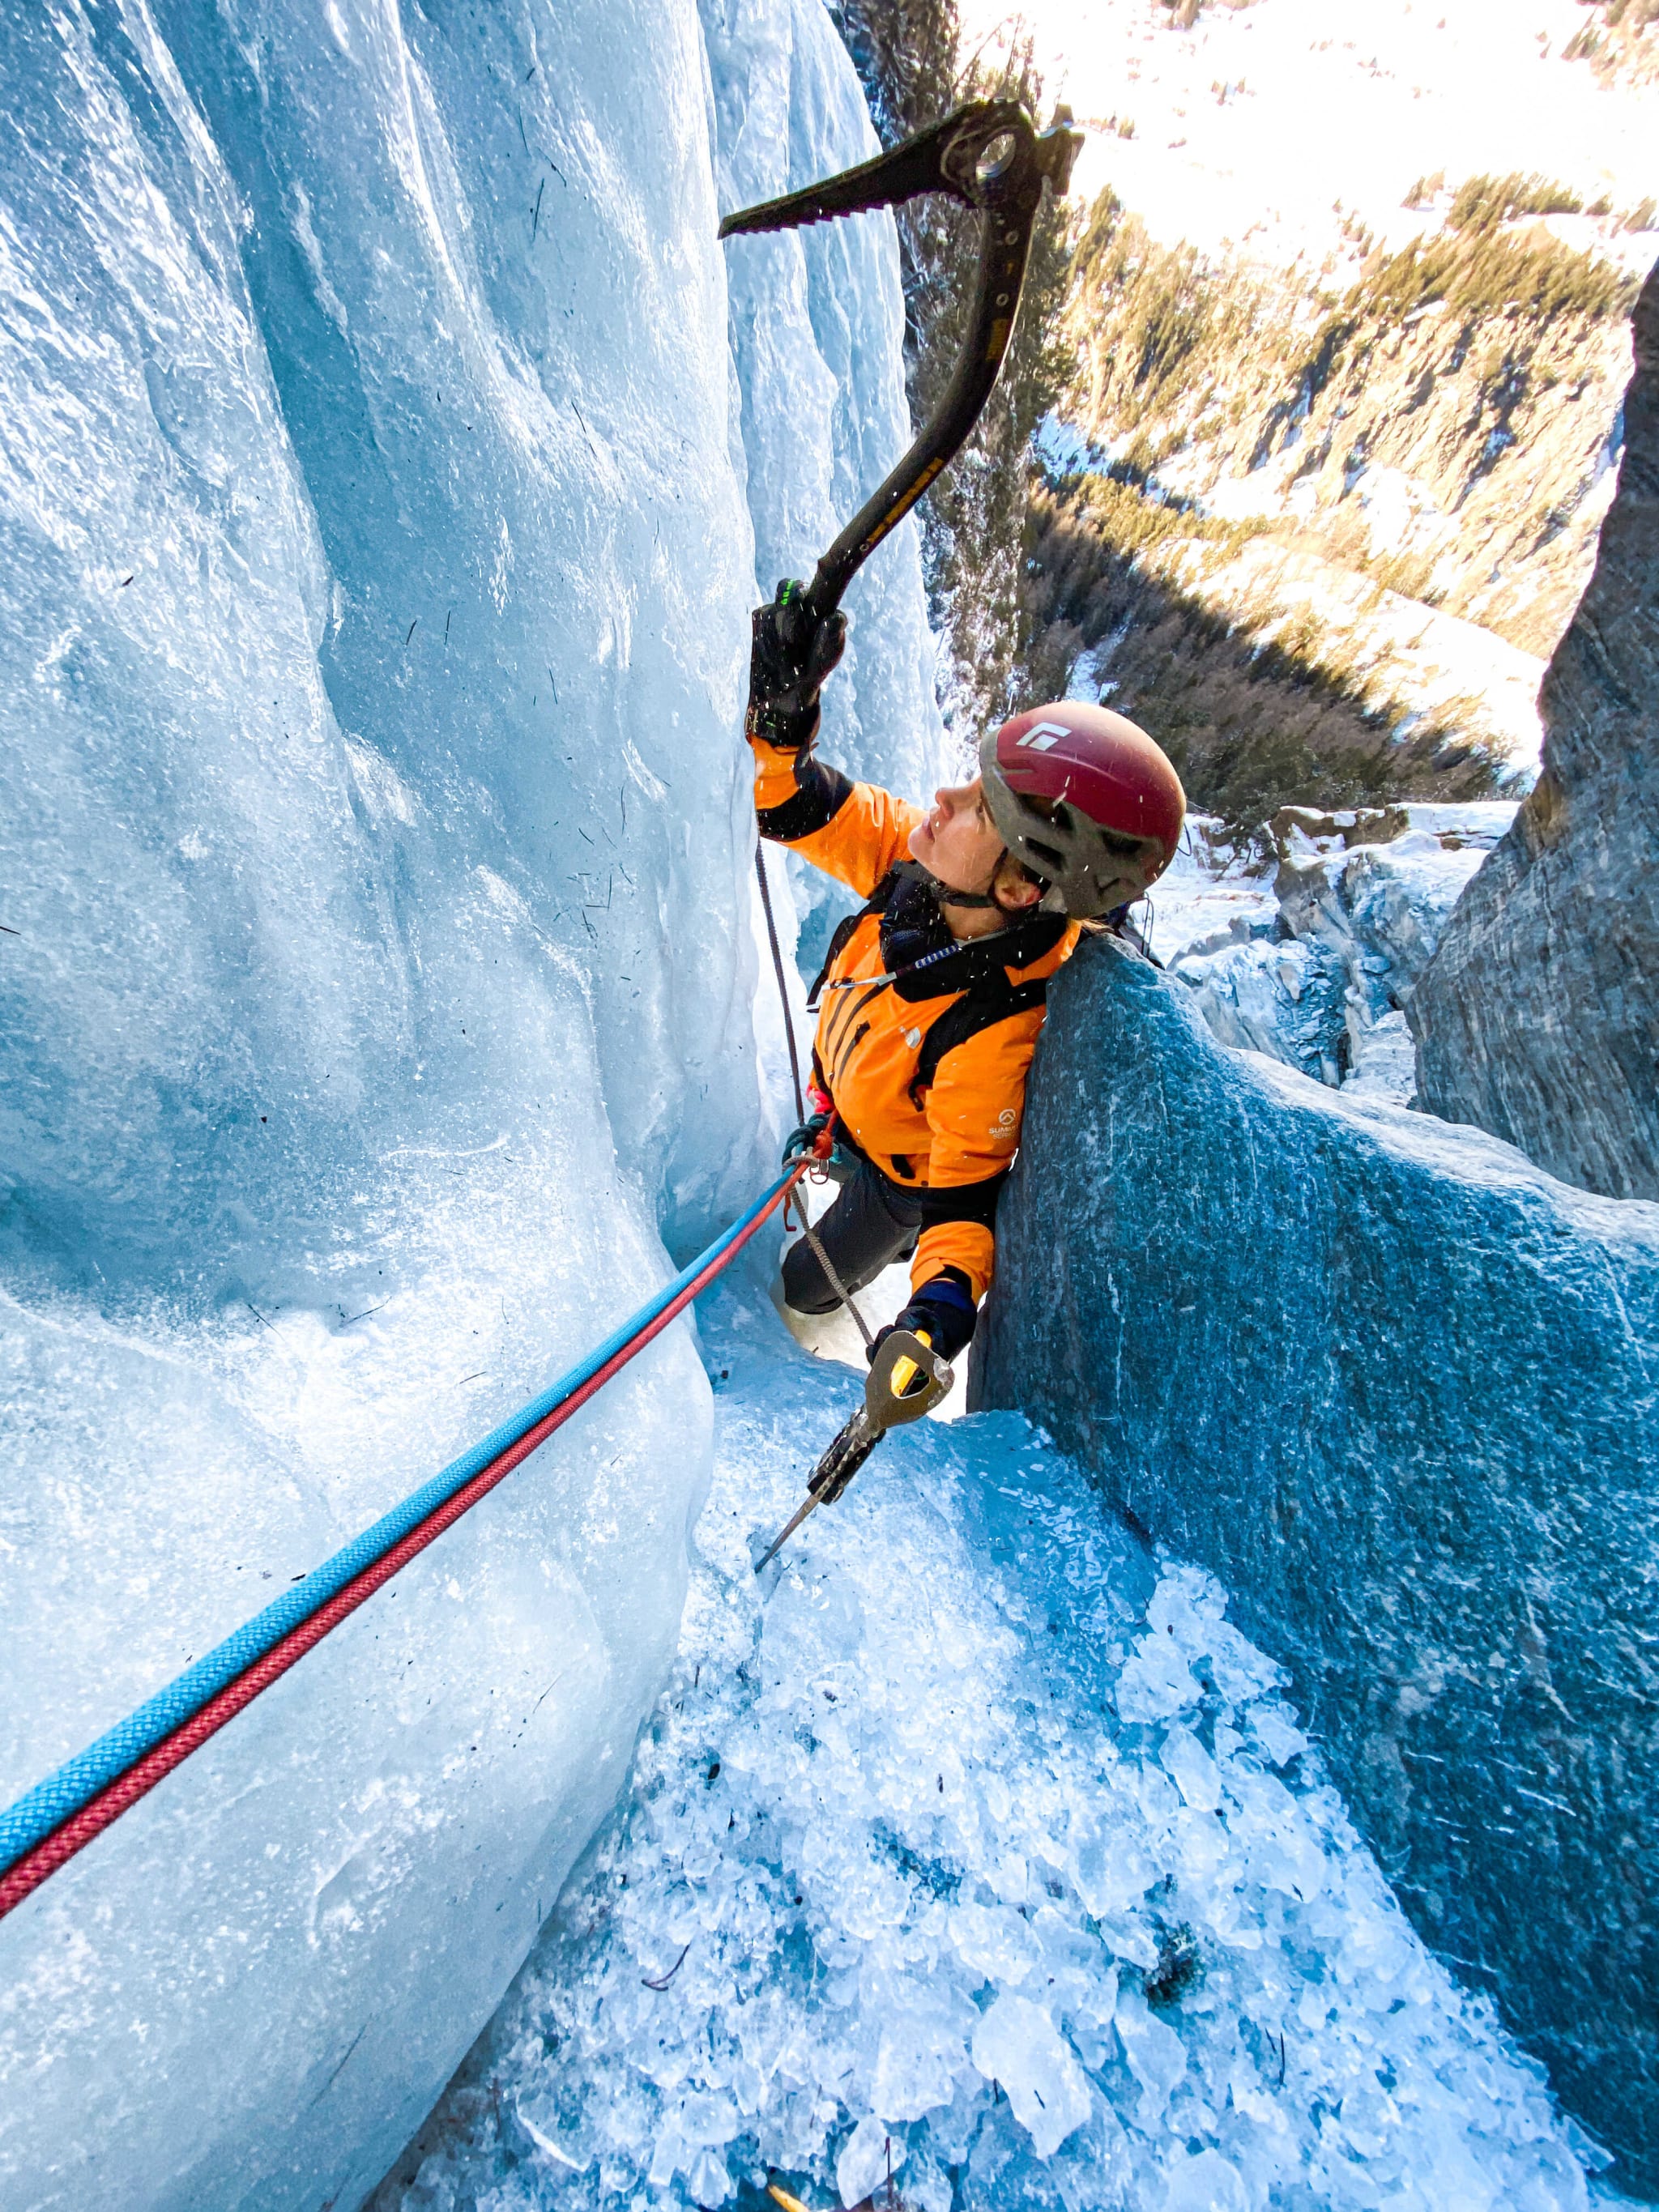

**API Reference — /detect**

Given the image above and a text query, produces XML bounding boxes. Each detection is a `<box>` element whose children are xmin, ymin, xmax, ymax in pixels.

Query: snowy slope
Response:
<box><xmin>375</xmin><ymin>1289</ymin><xmax>1602</xmax><ymax>2212</ymax></box>
<box><xmin>0</xmin><ymin>2</ymin><xmax>938</xmax><ymax>2207</ymax></box>
<box><xmin>958</xmin><ymin>0</ymin><xmax>1659</xmax><ymax>276</ymax></box>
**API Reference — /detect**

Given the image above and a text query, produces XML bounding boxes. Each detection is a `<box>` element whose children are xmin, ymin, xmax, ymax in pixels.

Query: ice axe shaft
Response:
<box><xmin>720</xmin><ymin>100</ymin><xmax>1082</xmax><ymax>620</ymax></box>
<box><xmin>754</xmin><ymin>1330</ymin><xmax>952</xmax><ymax>1575</ymax></box>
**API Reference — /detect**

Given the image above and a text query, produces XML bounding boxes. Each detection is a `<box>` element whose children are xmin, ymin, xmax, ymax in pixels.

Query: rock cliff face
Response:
<box><xmin>972</xmin><ymin>942</ymin><xmax>1659</xmax><ymax>2193</ymax></box>
<box><xmin>1410</xmin><ymin>259</ymin><xmax>1659</xmax><ymax>1200</ymax></box>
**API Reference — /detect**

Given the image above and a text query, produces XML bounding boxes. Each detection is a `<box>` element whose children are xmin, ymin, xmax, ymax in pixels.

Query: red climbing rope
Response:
<box><xmin>0</xmin><ymin>1169</ymin><xmax>803</xmax><ymax>1925</ymax></box>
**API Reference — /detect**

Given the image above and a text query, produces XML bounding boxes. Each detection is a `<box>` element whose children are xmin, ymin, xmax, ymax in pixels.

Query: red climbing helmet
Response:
<box><xmin>978</xmin><ymin>701</ymin><xmax>1186</xmax><ymax>918</ymax></box>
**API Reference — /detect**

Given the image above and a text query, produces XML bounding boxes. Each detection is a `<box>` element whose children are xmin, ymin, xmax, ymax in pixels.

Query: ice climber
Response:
<box><xmin>747</xmin><ymin>582</ymin><xmax>1186</xmax><ymax>1366</ymax></box>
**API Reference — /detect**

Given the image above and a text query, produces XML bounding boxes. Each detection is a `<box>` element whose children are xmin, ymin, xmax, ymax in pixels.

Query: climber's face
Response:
<box><xmin>910</xmin><ymin>776</ymin><xmax>1008</xmax><ymax>897</ymax></box>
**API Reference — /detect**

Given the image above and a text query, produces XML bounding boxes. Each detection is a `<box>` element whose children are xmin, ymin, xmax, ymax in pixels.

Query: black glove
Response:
<box><xmin>746</xmin><ymin>579</ymin><xmax>847</xmax><ymax>752</ymax></box>
<box><xmin>781</xmin><ymin>1113</ymin><xmax>858</xmax><ymax>1185</ymax></box>
<box><xmin>869</xmin><ymin>1269</ymin><xmax>978</xmax><ymax>1366</ymax></box>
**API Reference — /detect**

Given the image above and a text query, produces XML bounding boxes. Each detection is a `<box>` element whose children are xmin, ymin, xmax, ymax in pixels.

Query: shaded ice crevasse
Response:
<box><xmin>382</xmin><ymin>1291</ymin><xmax>1600</xmax><ymax>2212</ymax></box>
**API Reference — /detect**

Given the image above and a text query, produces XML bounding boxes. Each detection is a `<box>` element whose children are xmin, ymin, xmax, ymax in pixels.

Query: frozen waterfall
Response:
<box><xmin>0</xmin><ymin>2</ymin><xmax>1610</xmax><ymax>2210</ymax></box>
<box><xmin>0</xmin><ymin>1</ymin><xmax>937</xmax><ymax>2206</ymax></box>
<box><xmin>374</xmin><ymin>1294</ymin><xmax>1603</xmax><ymax>2212</ymax></box>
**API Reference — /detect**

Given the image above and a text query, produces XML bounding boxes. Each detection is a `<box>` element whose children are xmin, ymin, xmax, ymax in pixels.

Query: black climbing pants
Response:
<box><xmin>782</xmin><ymin>1161</ymin><xmax>923</xmax><ymax>1315</ymax></box>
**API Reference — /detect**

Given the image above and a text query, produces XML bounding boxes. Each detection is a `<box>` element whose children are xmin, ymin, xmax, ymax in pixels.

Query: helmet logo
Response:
<box><xmin>1016</xmin><ymin>721</ymin><xmax>1069</xmax><ymax>751</ymax></box>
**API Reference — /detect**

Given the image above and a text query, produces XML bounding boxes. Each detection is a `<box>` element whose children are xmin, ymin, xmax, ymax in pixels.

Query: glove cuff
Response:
<box><xmin>747</xmin><ymin>699</ymin><xmax>821</xmax><ymax>752</ymax></box>
<box><xmin>906</xmin><ymin>1271</ymin><xmax>979</xmax><ymax>1362</ymax></box>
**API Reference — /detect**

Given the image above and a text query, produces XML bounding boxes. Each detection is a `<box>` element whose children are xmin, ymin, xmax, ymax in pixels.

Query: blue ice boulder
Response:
<box><xmin>973</xmin><ymin>936</ymin><xmax>1659</xmax><ymax>2195</ymax></box>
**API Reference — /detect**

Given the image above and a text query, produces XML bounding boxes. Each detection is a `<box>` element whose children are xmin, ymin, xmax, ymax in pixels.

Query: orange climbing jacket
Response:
<box><xmin>753</xmin><ymin>735</ymin><xmax>1080</xmax><ymax>1302</ymax></box>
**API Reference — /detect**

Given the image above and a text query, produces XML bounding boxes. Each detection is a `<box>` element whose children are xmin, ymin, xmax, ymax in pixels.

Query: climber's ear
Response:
<box><xmin>992</xmin><ymin>853</ymin><xmax>1045</xmax><ymax>913</ymax></box>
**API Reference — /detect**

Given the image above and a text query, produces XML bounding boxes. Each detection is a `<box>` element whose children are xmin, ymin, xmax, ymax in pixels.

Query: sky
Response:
<box><xmin>955</xmin><ymin>0</ymin><xmax>1659</xmax><ymax>274</ymax></box>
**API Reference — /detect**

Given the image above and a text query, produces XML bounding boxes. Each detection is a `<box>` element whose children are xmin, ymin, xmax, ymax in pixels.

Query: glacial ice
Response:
<box><xmin>0</xmin><ymin>0</ymin><xmax>939</xmax><ymax>2205</ymax></box>
<box><xmin>705</xmin><ymin>0</ymin><xmax>945</xmax><ymax>979</ymax></box>
<box><xmin>376</xmin><ymin>1291</ymin><xmax>1601</xmax><ymax>2212</ymax></box>
<box><xmin>0</xmin><ymin>2</ymin><xmax>1617</xmax><ymax>2207</ymax></box>
<box><xmin>1152</xmin><ymin>805</ymin><xmax>1520</xmax><ymax>1099</ymax></box>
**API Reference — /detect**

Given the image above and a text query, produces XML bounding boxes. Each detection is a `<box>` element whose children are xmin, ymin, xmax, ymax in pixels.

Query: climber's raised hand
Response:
<box><xmin>746</xmin><ymin>580</ymin><xmax>846</xmax><ymax>752</ymax></box>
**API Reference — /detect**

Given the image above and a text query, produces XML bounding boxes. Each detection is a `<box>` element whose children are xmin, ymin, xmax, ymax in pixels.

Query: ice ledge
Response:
<box><xmin>975</xmin><ymin>936</ymin><xmax>1659</xmax><ymax>2195</ymax></box>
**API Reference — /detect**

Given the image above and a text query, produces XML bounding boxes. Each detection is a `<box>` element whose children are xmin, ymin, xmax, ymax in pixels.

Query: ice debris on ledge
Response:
<box><xmin>1143</xmin><ymin>802</ymin><xmax>1517</xmax><ymax>1102</ymax></box>
<box><xmin>377</xmin><ymin>1291</ymin><xmax>1601</xmax><ymax>2212</ymax></box>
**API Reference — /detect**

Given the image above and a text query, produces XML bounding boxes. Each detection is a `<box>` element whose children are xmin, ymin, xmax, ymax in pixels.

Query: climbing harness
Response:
<box><xmin>0</xmin><ymin>1166</ymin><xmax>809</xmax><ymax>1924</ymax></box>
<box><xmin>721</xmin><ymin>97</ymin><xmax>1082</xmax><ymax>625</ymax></box>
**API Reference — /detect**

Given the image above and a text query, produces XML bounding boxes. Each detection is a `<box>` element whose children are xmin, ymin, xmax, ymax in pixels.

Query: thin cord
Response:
<box><xmin>796</xmin><ymin>1204</ymin><xmax>876</xmax><ymax>1354</ymax></box>
<box><xmin>753</xmin><ymin>841</ymin><xmax>872</xmax><ymax>1348</ymax></box>
<box><xmin>755</xmin><ymin>844</ymin><xmax>804</xmax><ymax>1124</ymax></box>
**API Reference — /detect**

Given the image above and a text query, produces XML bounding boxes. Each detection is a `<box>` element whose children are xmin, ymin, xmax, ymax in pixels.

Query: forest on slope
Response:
<box><xmin>840</xmin><ymin>0</ymin><xmax>1657</xmax><ymax>828</ymax></box>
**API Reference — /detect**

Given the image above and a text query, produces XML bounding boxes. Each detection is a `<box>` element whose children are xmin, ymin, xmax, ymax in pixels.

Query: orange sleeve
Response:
<box><xmin>911</xmin><ymin>1005</ymin><xmax>1046</xmax><ymax>1302</ymax></box>
<box><xmin>751</xmin><ymin>736</ymin><xmax>923</xmax><ymax>901</ymax></box>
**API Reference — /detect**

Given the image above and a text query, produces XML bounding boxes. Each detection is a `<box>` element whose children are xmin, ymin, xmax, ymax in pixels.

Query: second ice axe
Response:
<box><xmin>754</xmin><ymin>1327</ymin><xmax>953</xmax><ymax>1575</ymax></box>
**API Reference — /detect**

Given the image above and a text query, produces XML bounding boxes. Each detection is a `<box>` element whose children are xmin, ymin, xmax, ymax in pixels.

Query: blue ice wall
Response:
<box><xmin>0</xmin><ymin>2</ymin><xmax>940</xmax><ymax>2206</ymax></box>
<box><xmin>974</xmin><ymin>937</ymin><xmax>1659</xmax><ymax>2193</ymax></box>
<box><xmin>704</xmin><ymin>0</ymin><xmax>947</xmax><ymax>981</ymax></box>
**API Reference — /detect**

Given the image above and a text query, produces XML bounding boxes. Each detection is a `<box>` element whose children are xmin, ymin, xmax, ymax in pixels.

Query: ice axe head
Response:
<box><xmin>719</xmin><ymin>100</ymin><xmax>1081</xmax><ymax>242</ymax></box>
<box><xmin>718</xmin><ymin>103</ymin><xmax>1085</xmax><ymax>621</ymax></box>
<box><xmin>865</xmin><ymin>1327</ymin><xmax>952</xmax><ymax>1429</ymax></box>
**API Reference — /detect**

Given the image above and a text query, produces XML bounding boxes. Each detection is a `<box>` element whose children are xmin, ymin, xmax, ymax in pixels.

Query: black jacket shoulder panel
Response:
<box><xmin>756</xmin><ymin>757</ymin><xmax>855</xmax><ymax>845</ymax></box>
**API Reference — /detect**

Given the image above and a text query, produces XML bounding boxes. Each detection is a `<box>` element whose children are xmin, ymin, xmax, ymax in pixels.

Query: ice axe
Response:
<box><xmin>753</xmin><ymin>1325</ymin><xmax>953</xmax><ymax>1575</ymax></box>
<box><xmin>720</xmin><ymin>97</ymin><xmax>1083</xmax><ymax>621</ymax></box>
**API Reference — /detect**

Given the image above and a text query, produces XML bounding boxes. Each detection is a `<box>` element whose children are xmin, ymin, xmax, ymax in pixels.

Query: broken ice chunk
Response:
<box><xmin>1113</xmin><ymin>1989</ymin><xmax>1188</xmax><ymax>2126</ymax></box>
<box><xmin>1161</xmin><ymin>1724</ymin><xmax>1222</xmax><ymax>1813</ymax></box>
<box><xmin>872</xmin><ymin>1991</ymin><xmax>971</xmax><ymax>2121</ymax></box>
<box><xmin>970</xmin><ymin>1993</ymin><xmax>1092</xmax><ymax>2158</ymax></box>
<box><xmin>837</xmin><ymin>2113</ymin><xmax>904</xmax><ymax>2208</ymax></box>
<box><xmin>1249</xmin><ymin>1702</ymin><xmax>1310</xmax><ymax>1768</ymax></box>
<box><xmin>686</xmin><ymin>2146</ymin><xmax>733</xmax><ymax>2206</ymax></box>
<box><xmin>1115</xmin><ymin>1631</ymin><xmax>1201</xmax><ymax>1722</ymax></box>
<box><xmin>1068</xmin><ymin>1809</ymin><xmax>1157</xmax><ymax>1917</ymax></box>
<box><xmin>1161</xmin><ymin>2146</ymin><xmax>1249</xmax><ymax>2210</ymax></box>
<box><xmin>949</xmin><ymin>1901</ymin><xmax>1040</xmax><ymax>1987</ymax></box>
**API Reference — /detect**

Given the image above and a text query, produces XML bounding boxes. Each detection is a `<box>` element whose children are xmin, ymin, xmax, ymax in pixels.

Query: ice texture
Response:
<box><xmin>704</xmin><ymin>0</ymin><xmax>946</xmax><ymax>981</ymax></box>
<box><xmin>1154</xmin><ymin>807</ymin><xmax>1519</xmax><ymax>1100</ymax></box>
<box><xmin>977</xmin><ymin>933</ymin><xmax>1659</xmax><ymax>2188</ymax></box>
<box><xmin>374</xmin><ymin>1291</ymin><xmax>1598</xmax><ymax>2212</ymax></box>
<box><xmin>0</xmin><ymin>2</ymin><xmax>940</xmax><ymax>2206</ymax></box>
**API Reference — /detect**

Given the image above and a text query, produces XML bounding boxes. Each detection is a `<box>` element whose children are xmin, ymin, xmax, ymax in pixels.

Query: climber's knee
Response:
<box><xmin>781</xmin><ymin>1234</ymin><xmax>842</xmax><ymax>1315</ymax></box>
